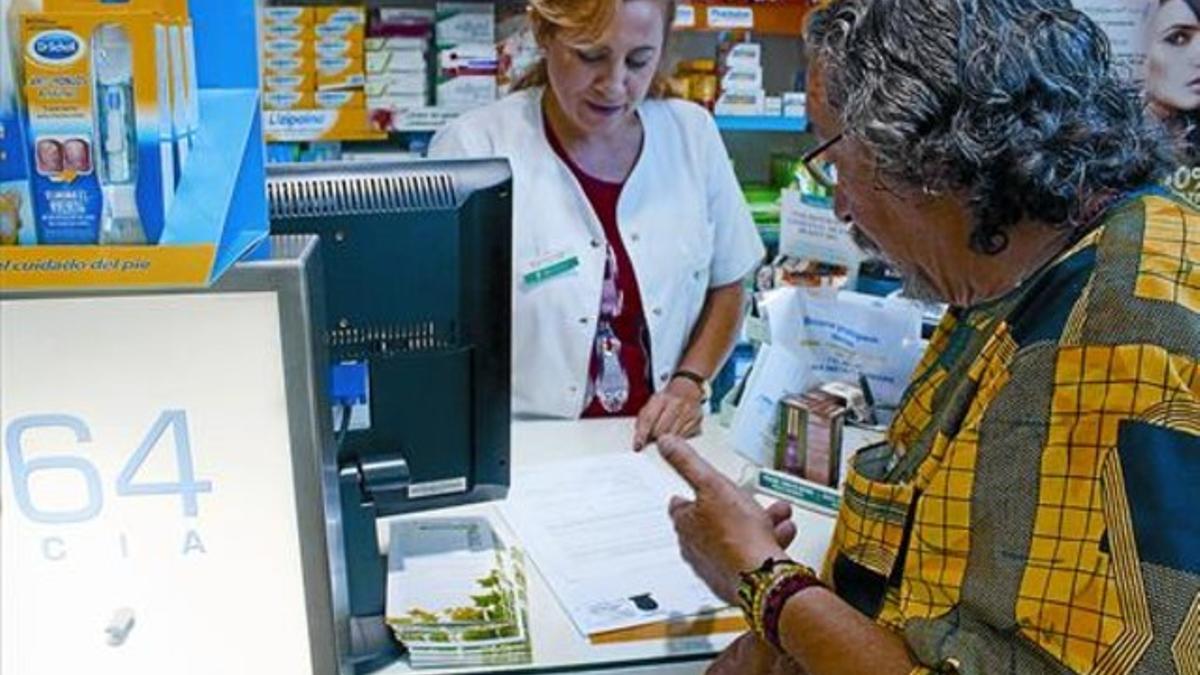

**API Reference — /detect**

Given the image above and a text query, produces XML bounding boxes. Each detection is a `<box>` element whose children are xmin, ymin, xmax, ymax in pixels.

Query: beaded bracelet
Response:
<box><xmin>737</xmin><ymin>558</ymin><xmax>827</xmax><ymax>650</ymax></box>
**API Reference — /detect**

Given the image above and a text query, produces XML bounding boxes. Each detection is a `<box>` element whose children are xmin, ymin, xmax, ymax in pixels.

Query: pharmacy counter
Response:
<box><xmin>381</xmin><ymin>417</ymin><xmax>847</xmax><ymax>675</ymax></box>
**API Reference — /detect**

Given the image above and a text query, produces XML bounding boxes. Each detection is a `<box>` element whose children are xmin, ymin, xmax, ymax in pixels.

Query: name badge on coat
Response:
<box><xmin>522</xmin><ymin>249</ymin><xmax>580</xmax><ymax>287</ymax></box>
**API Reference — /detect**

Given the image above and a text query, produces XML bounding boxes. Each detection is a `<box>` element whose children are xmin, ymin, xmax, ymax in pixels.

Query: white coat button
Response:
<box><xmin>659</xmin><ymin>373</ymin><xmax>669</xmax><ymax>383</ymax></box>
<box><xmin>591</xmin><ymin>239</ymin><xmax>602</xmax><ymax>248</ymax></box>
<box><xmin>630</xmin><ymin>233</ymin><xmax>640</xmax><ymax>243</ymax></box>
<box><xmin>652</xmin><ymin>307</ymin><xmax>663</xmax><ymax>316</ymax></box>
<box><xmin>579</xmin><ymin>317</ymin><xmax>590</xmax><ymax>325</ymax></box>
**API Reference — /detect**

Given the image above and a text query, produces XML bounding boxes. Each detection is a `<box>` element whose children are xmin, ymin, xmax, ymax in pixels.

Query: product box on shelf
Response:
<box><xmin>783</xmin><ymin>91</ymin><xmax>806</xmax><ymax>118</ymax></box>
<box><xmin>316</xmin><ymin>34</ymin><xmax>365</xmax><ymax>59</ymax></box>
<box><xmin>368</xmin><ymin>72</ymin><xmax>428</xmax><ymax>96</ymax></box>
<box><xmin>264</xmin><ymin>21</ymin><xmax>314</xmax><ymax>41</ymax></box>
<box><xmin>317</xmin><ymin>5</ymin><xmax>366</xmax><ymax>28</ymax></box>
<box><xmin>19</xmin><ymin>8</ymin><xmax>176</xmax><ymax>245</ymax></box>
<box><xmin>264</xmin><ymin>53</ymin><xmax>315</xmax><ymax>76</ymax></box>
<box><xmin>437</xmin><ymin>42</ymin><xmax>496</xmax><ymax>107</ymax></box>
<box><xmin>437</xmin><ymin>75</ymin><xmax>496</xmax><ymax>108</ymax></box>
<box><xmin>44</xmin><ymin>0</ymin><xmax>199</xmax><ymax>176</ymax></box>
<box><xmin>434</xmin><ymin>2</ymin><xmax>494</xmax><ymax>108</ymax></box>
<box><xmin>316</xmin><ymin>89</ymin><xmax>365</xmax><ymax>109</ymax></box>
<box><xmin>315</xmin><ymin>19</ymin><xmax>365</xmax><ymax>41</ymax></box>
<box><xmin>724</xmin><ymin>42</ymin><xmax>761</xmax><ymax>68</ymax></box>
<box><xmin>366</xmin><ymin>35</ymin><xmax>428</xmax><ymax>52</ymax></box>
<box><xmin>264</xmin><ymin>36</ymin><xmax>314</xmax><ymax>58</ymax></box>
<box><xmin>720</xmin><ymin>67</ymin><xmax>764</xmax><ymax>94</ymax></box>
<box><xmin>364</xmin><ymin>7</ymin><xmax>434</xmax><ymax>124</ymax></box>
<box><xmin>0</xmin><ymin>0</ymin><xmax>268</xmax><ymax>290</ymax></box>
<box><xmin>375</xmin><ymin>6</ymin><xmax>433</xmax><ymax>30</ymax></box>
<box><xmin>265</xmin><ymin>5</ymin><xmax>314</xmax><ymax>26</ymax></box>
<box><xmin>317</xmin><ymin>55</ymin><xmax>366</xmax><ymax>90</ymax></box>
<box><xmin>715</xmin><ymin>90</ymin><xmax>765</xmax><ymax>116</ymax></box>
<box><xmin>367</xmin><ymin>48</ymin><xmax>426</xmax><ymax>74</ymax></box>
<box><xmin>264</xmin><ymin>89</ymin><xmax>317</xmax><ymax>110</ymax></box>
<box><xmin>264</xmin><ymin>71</ymin><xmax>316</xmax><ymax>92</ymax></box>
<box><xmin>435</xmin><ymin>1</ymin><xmax>494</xmax><ymax>48</ymax></box>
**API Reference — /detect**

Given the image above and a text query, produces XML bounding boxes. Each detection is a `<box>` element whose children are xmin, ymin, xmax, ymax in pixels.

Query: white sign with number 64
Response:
<box><xmin>1</xmin><ymin>292</ymin><xmax>314</xmax><ymax>675</ymax></box>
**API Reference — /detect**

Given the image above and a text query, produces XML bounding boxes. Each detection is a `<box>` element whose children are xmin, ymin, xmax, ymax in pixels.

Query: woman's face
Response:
<box><xmin>37</xmin><ymin>140</ymin><xmax>62</xmax><ymax>173</ymax></box>
<box><xmin>63</xmin><ymin>140</ymin><xmax>90</xmax><ymax>172</ymax></box>
<box><xmin>543</xmin><ymin>0</ymin><xmax>666</xmax><ymax>136</ymax></box>
<box><xmin>1147</xmin><ymin>0</ymin><xmax>1200</xmax><ymax>112</ymax></box>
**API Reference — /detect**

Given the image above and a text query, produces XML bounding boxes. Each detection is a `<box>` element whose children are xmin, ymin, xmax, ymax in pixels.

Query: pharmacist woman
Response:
<box><xmin>429</xmin><ymin>0</ymin><xmax>764</xmax><ymax>448</ymax></box>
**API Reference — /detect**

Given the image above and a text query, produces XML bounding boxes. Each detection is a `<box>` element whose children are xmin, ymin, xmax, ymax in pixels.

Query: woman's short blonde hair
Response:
<box><xmin>513</xmin><ymin>0</ymin><xmax>678</xmax><ymax>98</ymax></box>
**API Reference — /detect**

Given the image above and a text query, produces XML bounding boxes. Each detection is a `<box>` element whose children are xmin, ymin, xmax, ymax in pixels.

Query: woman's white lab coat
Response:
<box><xmin>429</xmin><ymin>87</ymin><xmax>764</xmax><ymax>418</ymax></box>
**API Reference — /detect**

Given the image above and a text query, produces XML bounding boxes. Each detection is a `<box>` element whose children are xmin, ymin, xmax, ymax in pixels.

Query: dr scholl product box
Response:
<box><xmin>47</xmin><ymin>0</ymin><xmax>199</xmax><ymax>192</ymax></box>
<box><xmin>20</xmin><ymin>8</ymin><xmax>176</xmax><ymax>245</ymax></box>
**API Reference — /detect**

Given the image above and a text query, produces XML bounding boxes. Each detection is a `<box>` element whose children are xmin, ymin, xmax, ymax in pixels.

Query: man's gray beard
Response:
<box><xmin>850</xmin><ymin>224</ymin><xmax>944</xmax><ymax>303</ymax></box>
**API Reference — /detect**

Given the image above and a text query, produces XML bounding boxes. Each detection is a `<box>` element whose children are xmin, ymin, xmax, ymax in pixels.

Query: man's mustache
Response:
<box><xmin>850</xmin><ymin>224</ymin><xmax>885</xmax><ymax>259</ymax></box>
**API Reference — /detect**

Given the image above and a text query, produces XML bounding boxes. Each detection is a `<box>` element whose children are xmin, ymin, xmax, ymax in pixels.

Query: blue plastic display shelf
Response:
<box><xmin>716</xmin><ymin>115</ymin><xmax>808</xmax><ymax>133</ymax></box>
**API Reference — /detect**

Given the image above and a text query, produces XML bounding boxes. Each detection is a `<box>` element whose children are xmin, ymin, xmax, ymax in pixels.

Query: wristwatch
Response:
<box><xmin>670</xmin><ymin>369</ymin><xmax>711</xmax><ymax>403</ymax></box>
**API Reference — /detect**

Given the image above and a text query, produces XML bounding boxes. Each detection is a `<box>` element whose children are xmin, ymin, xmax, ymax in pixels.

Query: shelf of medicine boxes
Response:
<box><xmin>674</xmin><ymin>1</ymin><xmax>814</xmax><ymax>36</ymax></box>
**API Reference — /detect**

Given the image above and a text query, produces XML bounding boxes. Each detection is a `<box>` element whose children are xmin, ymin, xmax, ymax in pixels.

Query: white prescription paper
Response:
<box><xmin>498</xmin><ymin>453</ymin><xmax>726</xmax><ymax>636</ymax></box>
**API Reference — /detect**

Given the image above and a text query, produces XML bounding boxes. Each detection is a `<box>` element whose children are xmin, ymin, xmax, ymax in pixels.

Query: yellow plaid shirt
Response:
<box><xmin>825</xmin><ymin>191</ymin><xmax>1200</xmax><ymax>674</ymax></box>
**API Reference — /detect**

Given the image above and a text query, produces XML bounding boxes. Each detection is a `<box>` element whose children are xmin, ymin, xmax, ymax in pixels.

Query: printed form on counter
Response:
<box><xmin>498</xmin><ymin>452</ymin><xmax>727</xmax><ymax>637</ymax></box>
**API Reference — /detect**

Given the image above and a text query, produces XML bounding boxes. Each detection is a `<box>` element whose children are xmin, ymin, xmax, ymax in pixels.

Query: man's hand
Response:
<box><xmin>633</xmin><ymin>377</ymin><xmax>705</xmax><ymax>451</ymax></box>
<box><xmin>707</xmin><ymin>632</ymin><xmax>808</xmax><ymax>675</ymax></box>
<box><xmin>657</xmin><ymin>436</ymin><xmax>793</xmax><ymax>605</ymax></box>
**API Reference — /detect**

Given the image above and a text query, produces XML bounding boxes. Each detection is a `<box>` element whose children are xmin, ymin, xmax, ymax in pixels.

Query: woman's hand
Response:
<box><xmin>633</xmin><ymin>376</ymin><xmax>705</xmax><ymax>451</ymax></box>
<box><xmin>656</xmin><ymin>436</ymin><xmax>795</xmax><ymax>605</ymax></box>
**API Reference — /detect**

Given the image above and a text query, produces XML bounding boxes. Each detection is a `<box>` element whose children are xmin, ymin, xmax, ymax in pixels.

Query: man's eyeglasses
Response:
<box><xmin>801</xmin><ymin>132</ymin><xmax>843</xmax><ymax>191</ymax></box>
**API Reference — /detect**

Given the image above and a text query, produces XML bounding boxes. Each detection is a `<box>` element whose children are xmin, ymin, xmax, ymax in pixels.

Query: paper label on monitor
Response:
<box><xmin>409</xmin><ymin>477</ymin><xmax>468</xmax><ymax>499</ymax></box>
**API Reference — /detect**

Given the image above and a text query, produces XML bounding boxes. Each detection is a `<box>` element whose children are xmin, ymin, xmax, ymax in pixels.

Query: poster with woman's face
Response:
<box><xmin>1078</xmin><ymin>0</ymin><xmax>1200</xmax><ymax>204</ymax></box>
<box><xmin>1146</xmin><ymin>0</ymin><xmax>1200</xmax><ymax>116</ymax></box>
<box><xmin>1146</xmin><ymin>0</ymin><xmax>1200</xmax><ymax>202</ymax></box>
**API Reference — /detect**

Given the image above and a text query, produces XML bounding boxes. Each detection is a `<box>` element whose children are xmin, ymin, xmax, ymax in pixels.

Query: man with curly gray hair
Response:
<box><xmin>650</xmin><ymin>0</ymin><xmax>1200</xmax><ymax>673</ymax></box>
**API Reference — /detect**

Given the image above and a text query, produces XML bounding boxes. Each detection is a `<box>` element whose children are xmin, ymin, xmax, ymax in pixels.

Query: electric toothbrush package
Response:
<box><xmin>17</xmin><ymin>0</ymin><xmax>196</xmax><ymax>246</ymax></box>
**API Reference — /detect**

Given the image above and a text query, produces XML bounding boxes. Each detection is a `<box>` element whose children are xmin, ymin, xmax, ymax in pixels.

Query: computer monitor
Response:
<box><xmin>267</xmin><ymin>158</ymin><xmax>512</xmax><ymax>664</ymax></box>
